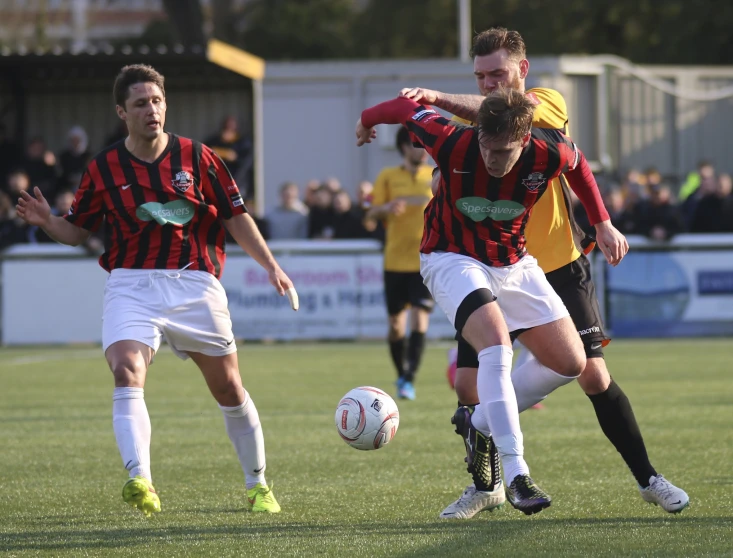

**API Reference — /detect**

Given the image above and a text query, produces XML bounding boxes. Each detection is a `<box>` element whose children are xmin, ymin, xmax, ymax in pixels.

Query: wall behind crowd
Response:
<box><xmin>259</xmin><ymin>57</ymin><xmax>733</xmax><ymax>213</ymax></box>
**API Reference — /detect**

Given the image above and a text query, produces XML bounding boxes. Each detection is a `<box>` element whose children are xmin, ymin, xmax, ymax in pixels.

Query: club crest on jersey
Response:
<box><xmin>522</xmin><ymin>172</ymin><xmax>546</xmax><ymax>192</ymax></box>
<box><xmin>172</xmin><ymin>170</ymin><xmax>193</xmax><ymax>192</ymax></box>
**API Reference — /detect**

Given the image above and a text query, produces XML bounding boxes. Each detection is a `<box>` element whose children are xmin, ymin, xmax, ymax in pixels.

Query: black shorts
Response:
<box><xmin>545</xmin><ymin>254</ymin><xmax>608</xmax><ymax>351</ymax></box>
<box><xmin>384</xmin><ymin>271</ymin><xmax>434</xmax><ymax>316</ymax></box>
<box><xmin>456</xmin><ymin>254</ymin><xmax>609</xmax><ymax>368</ymax></box>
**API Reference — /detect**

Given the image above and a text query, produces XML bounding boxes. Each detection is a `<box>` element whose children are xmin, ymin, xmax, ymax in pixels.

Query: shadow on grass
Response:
<box><xmin>397</xmin><ymin>516</ymin><xmax>733</xmax><ymax>558</ymax></box>
<box><xmin>1</xmin><ymin>516</ymin><xmax>731</xmax><ymax>553</ymax></box>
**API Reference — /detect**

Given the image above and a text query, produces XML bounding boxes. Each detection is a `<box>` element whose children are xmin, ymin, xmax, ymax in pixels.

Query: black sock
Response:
<box><xmin>588</xmin><ymin>380</ymin><xmax>658</xmax><ymax>487</ymax></box>
<box><xmin>388</xmin><ymin>337</ymin><xmax>406</xmax><ymax>378</ymax></box>
<box><xmin>403</xmin><ymin>331</ymin><xmax>426</xmax><ymax>382</ymax></box>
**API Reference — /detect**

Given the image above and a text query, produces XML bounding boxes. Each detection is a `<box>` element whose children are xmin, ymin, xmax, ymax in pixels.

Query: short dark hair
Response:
<box><xmin>476</xmin><ymin>86</ymin><xmax>535</xmax><ymax>143</ymax></box>
<box><xmin>470</xmin><ymin>27</ymin><xmax>526</xmax><ymax>60</ymax></box>
<box><xmin>113</xmin><ymin>64</ymin><xmax>165</xmax><ymax>108</ymax></box>
<box><xmin>395</xmin><ymin>126</ymin><xmax>412</xmax><ymax>154</ymax></box>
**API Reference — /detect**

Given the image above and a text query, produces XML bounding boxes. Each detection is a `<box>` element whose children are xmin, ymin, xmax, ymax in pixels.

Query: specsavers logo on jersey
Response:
<box><xmin>456</xmin><ymin>197</ymin><xmax>526</xmax><ymax>222</ymax></box>
<box><xmin>136</xmin><ymin>200</ymin><xmax>195</xmax><ymax>226</ymax></box>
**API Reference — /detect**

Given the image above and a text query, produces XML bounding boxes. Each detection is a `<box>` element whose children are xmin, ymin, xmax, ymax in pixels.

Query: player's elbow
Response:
<box><xmin>69</xmin><ymin>230</ymin><xmax>92</xmax><ymax>247</ymax></box>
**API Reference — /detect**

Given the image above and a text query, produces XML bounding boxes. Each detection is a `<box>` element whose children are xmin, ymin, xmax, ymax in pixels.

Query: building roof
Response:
<box><xmin>0</xmin><ymin>42</ymin><xmax>205</xmax><ymax>62</ymax></box>
<box><xmin>0</xmin><ymin>41</ymin><xmax>264</xmax><ymax>90</ymax></box>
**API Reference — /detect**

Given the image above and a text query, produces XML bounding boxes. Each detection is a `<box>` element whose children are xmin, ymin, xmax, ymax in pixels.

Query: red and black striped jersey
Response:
<box><xmin>405</xmin><ymin>108</ymin><xmax>578</xmax><ymax>267</ymax></box>
<box><xmin>65</xmin><ymin>133</ymin><xmax>247</xmax><ymax>278</ymax></box>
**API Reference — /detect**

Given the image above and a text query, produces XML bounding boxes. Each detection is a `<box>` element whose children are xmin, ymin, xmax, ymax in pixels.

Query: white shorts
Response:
<box><xmin>102</xmin><ymin>268</ymin><xmax>236</xmax><ymax>360</ymax></box>
<box><xmin>420</xmin><ymin>252</ymin><xmax>569</xmax><ymax>333</ymax></box>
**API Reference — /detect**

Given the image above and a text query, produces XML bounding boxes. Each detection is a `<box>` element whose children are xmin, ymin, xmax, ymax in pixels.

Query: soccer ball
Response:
<box><xmin>335</xmin><ymin>386</ymin><xmax>400</xmax><ymax>450</ymax></box>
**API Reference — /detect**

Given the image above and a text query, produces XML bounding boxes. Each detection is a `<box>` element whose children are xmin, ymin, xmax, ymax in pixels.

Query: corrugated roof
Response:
<box><xmin>0</xmin><ymin>43</ymin><xmax>206</xmax><ymax>58</ymax></box>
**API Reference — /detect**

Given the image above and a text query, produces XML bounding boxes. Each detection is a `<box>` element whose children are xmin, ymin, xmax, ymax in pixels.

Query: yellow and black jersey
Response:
<box><xmin>451</xmin><ymin>87</ymin><xmax>582</xmax><ymax>273</ymax></box>
<box><xmin>372</xmin><ymin>164</ymin><xmax>434</xmax><ymax>272</ymax></box>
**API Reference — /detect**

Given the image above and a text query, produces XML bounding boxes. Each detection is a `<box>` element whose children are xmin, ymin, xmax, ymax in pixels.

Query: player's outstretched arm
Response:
<box><xmin>563</xmin><ymin>149</ymin><xmax>628</xmax><ymax>266</ymax></box>
<box><xmin>358</xmin><ymin>97</ymin><xmax>457</xmax><ymax>166</ymax></box>
<box><xmin>399</xmin><ymin>87</ymin><xmax>484</xmax><ymax>122</ymax></box>
<box><xmin>223</xmin><ymin>213</ymin><xmax>298</xmax><ymax>305</ymax></box>
<box><xmin>16</xmin><ymin>187</ymin><xmax>91</xmax><ymax>246</ymax></box>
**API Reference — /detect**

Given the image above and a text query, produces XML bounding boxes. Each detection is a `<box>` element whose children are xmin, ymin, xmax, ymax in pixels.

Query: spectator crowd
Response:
<box><xmin>572</xmin><ymin>162</ymin><xmax>733</xmax><ymax>242</ymax></box>
<box><xmin>2</xmin><ymin>118</ymin><xmax>731</xmax><ymax>253</ymax></box>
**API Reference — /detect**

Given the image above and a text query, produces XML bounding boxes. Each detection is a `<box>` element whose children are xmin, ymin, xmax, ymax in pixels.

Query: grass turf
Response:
<box><xmin>0</xmin><ymin>339</ymin><xmax>731</xmax><ymax>557</ymax></box>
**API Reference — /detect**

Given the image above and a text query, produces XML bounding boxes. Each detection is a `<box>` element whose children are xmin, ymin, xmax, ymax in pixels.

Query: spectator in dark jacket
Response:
<box><xmin>332</xmin><ymin>190</ymin><xmax>370</xmax><ymax>239</ymax></box>
<box><xmin>204</xmin><ymin>116</ymin><xmax>253</xmax><ymax>198</ymax></box>
<box><xmin>691</xmin><ymin>173</ymin><xmax>733</xmax><ymax>233</ymax></box>
<box><xmin>308</xmin><ymin>184</ymin><xmax>335</xmax><ymax>239</ymax></box>
<box><xmin>627</xmin><ymin>184</ymin><xmax>685</xmax><ymax>241</ymax></box>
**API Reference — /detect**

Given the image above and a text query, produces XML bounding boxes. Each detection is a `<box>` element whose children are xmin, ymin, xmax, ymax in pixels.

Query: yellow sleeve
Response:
<box><xmin>527</xmin><ymin>88</ymin><xmax>569</xmax><ymax>133</ymax></box>
<box><xmin>451</xmin><ymin>114</ymin><xmax>474</xmax><ymax>126</ymax></box>
<box><xmin>371</xmin><ymin>168</ymin><xmax>390</xmax><ymax>207</ymax></box>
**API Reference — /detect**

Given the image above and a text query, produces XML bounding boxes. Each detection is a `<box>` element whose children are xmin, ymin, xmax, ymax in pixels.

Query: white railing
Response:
<box><xmin>2</xmin><ymin>235</ymin><xmax>732</xmax><ymax>345</ymax></box>
<box><xmin>590</xmin><ymin>234</ymin><xmax>733</xmax><ymax>339</ymax></box>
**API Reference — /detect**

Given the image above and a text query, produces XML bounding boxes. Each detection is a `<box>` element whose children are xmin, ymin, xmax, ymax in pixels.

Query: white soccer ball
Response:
<box><xmin>335</xmin><ymin>386</ymin><xmax>400</xmax><ymax>451</ymax></box>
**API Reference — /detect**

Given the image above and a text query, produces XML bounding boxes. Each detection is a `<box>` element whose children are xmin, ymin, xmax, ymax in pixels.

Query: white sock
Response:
<box><xmin>112</xmin><ymin>387</ymin><xmax>152</xmax><ymax>481</ymax></box>
<box><xmin>472</xmin><ymin>347</ymin><xmax>581</xmax><ymax>425</ymax></box>
<box><xmin>512</xmin><ymin>351</ymin><xmax>579</xmax><ymax>411</ymax></box>
<box><xmin>475</xmin><ymin>345</ymin><xmax>529</xmax><ymax>483</ymax></box>
<box><xmin>512</xmin><ymin>339</ymin><xmax>533</xmax><ymax>369</ymax></box>
<box><xmin>220</xmin><ymin>393</ymin><xmax>267</xmax><ymax>489</ymax></box>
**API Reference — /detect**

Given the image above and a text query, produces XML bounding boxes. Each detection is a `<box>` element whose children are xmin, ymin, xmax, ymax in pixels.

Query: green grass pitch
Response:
<box><xmin>0</xmin><ymin>339</ymin><xmax>731</xmax><ymax>557</ymax></box>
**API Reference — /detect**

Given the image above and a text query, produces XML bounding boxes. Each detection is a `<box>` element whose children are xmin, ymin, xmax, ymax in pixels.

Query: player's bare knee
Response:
<box><xmin>556</xmin><ymin>351</ymin><xmax>586</xmax><ymax>378</ymax></box>
<box><xmin>461</xmin><ymin>311</ymin><xmax>509</xmax><ymax>352</ymax></box>
<box><xmin>409</xmin><ymin>308</ymin><xmax>430</xmax><ymax>332</ymax></box>
<box><xmin>210</xmin><ymin>378</ymin><xmax>245</xmax><ymax>407</ymax></box>
<box><xmin>387</xmin><ymin>325</ymin><xmax>402</xmax><ymax>341</ymax></box>
<box><xmin>105</xmin><ymin>341</ymin><xmax>152</xmax><ymax>387</ymax></box>
<box><xmin>578</xmin><ymin>357</ymin><xmax>611</xmax><ymax>395</ymax></box>
<box><xmin>110</xmin><ymin>359</ymin><xmax>147</xmax><ymax>387</ymax></box>
<box><xmin>387</xmin><ymin>313</ymin><xmax>406</xmax><ymax>340</ymax></box>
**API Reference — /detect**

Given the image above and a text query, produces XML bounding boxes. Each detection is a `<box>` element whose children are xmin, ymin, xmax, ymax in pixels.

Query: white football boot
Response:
<box><xmin>638</xmin><ymin>474</ymin><xmax>689</xmax><ymax>513</ymax></box>
<box><xmin>438</xmin><ymin>483</ymin><xmax>505</xmax><ymax>519</ymax></box>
